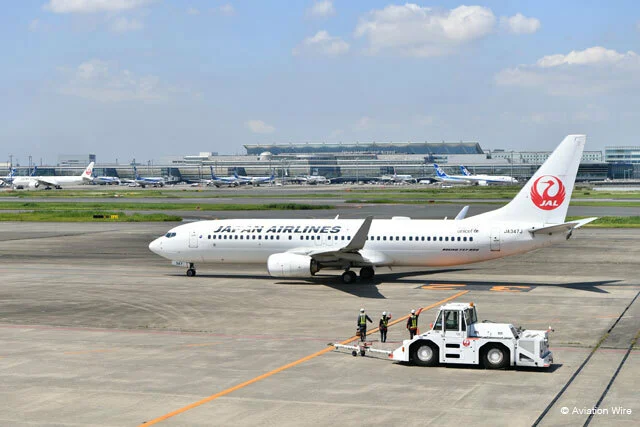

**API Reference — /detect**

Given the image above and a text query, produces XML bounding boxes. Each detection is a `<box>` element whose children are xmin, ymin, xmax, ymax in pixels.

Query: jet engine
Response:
<box><xmin>267</xmin><ymin>253</ymin><xmax>318</xmax><ymax>278</ymax></box>
<box><xmin>29</xmin><ymin>181</ymin><xmax>39</xmax><ymax>188</ymax></box>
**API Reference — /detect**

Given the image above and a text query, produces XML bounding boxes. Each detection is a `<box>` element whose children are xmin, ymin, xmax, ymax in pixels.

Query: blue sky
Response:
<box><xmin>2</xmin><ymin>0</ymin><xmax>640</xmax><ymax>164</ymax></box>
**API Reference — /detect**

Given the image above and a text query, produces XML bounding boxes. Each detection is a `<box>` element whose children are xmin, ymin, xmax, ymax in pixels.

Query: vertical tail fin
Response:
<box><xmin>81</xmin><ymin>162</ymin><xmax>95</xmax><ymax>180</ymax></box>
<box><xmin>133</xmin><ymin>165</ymin><xmax>140</xmax><ymax>180</ymax></box>
<box><xmin>460</xmin><ymin>166</ymin><xmax>471</xmax><ymax>176</ymax></box>
<box><xmin>31</xmin><ymin>166</ymin><xmax>38</xmax><ymax>176</ymax></box>
<box><xmin>433</xmin><ymin>164</ymin><xmax>448</xmax><ymax>178</ymax></box>
<box><xmin>210</xmin><ymin>166</ymin><xmax>217</xmax><ymax>179</ymax></box>
<box><xmin>473</xmin><ymin>135</ymin><xmax>586</xmax><ymax>225</ymax></box>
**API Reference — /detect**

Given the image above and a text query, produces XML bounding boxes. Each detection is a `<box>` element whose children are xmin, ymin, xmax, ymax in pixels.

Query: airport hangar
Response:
<box><xmin>3</xmin><ymin>141</ymin><xmax>636</xmax><ymax>183</ymax></box>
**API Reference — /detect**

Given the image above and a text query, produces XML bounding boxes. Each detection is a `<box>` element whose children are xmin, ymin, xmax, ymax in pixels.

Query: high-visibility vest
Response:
<box><xmin>410</xmin><ymin>315</ymin><xmax>418</xmax><ymax>328</ymax></box>
<box><xmin>381</xmin><ymin>317</ymin><xmax>388</xmax><ymax>327</ymax></box>
<box><xmin>359</xmin><ymin>314</ymin><xmax>367</xmax><ymax>325</ymax></box>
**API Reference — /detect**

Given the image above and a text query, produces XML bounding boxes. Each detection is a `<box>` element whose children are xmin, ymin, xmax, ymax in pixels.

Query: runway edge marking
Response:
<box><xmin>138</xmin><ymin>290</ymin><xmax>469</xmax><ymax>426</ymax></box>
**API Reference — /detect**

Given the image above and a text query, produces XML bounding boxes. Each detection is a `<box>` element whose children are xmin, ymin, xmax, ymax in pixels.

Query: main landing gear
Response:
<box><xmin>340</xmin><ymin>266</ymin><xmax>375</xmax><ymax>284</ymax></box>
<box><xmin>186</xmin><ymin>263</ymin><xmax>196</xmax><ymax>277</ymax></box>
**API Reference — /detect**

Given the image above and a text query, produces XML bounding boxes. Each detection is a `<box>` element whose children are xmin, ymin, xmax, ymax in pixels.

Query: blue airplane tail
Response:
<box><xmin>460</xmin><ymin>165</ymin><xmax>471</xmax><ymax>176</ymax></box>
<box><xmin>30</xmin><ymin>166</ymin><xmax>38</xmax><ymax>176</ymax></box>
<box><xmin>210</xmin><ymin>166</ymin><xmax>217</xmax><ymax>180</ymax></box>
<box><xmin>433</xmin><ymin>164</ymin><xmax>449</xmax><ymax>179</ymax></box>
<box><xmin>133</xmin><ymin>165</ymin><xmax>141</xmax><ymax>180</ymax></box>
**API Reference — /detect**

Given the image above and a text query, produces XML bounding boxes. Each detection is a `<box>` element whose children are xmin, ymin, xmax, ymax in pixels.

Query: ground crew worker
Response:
<box><xmin>406</xmin><ymin>307</ymin><xmax>423</xmax><ymax>339</ymax></box>
<box><xmin>357</xmin><ymin>308</ymin><xmax>373</xmax><ymax>341</ymax></box>
<box><xmin>379</xmin><ymin>311</ymin><xmax>391</xmax><ymax>343</ymax></box>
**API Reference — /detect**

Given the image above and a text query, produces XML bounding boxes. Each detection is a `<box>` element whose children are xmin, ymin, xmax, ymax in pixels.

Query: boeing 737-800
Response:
<box><xmin>12</xmin><ymin>162</ymin><xmax>94</xmax><ymax>189</ymax></box>
<box><xmin>149</xmin><ymin>135</ymin><xmax>596</xmax><ymax>283</ymax></box>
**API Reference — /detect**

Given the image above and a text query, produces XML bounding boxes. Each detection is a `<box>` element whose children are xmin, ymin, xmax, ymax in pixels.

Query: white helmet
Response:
<box><xmin>411</xmin><ymin>309</ymin><xmax>416</xmax><ymax>314</ymax></box>
<box><xmin>382</xmin><ymin>311</ymin><xmax>387</xmax><ymax>316</ymax></box>
<box><xmin>360</xmin><ymin>308</ymin><xmax>365</xmax><ymax>313</ymax></box>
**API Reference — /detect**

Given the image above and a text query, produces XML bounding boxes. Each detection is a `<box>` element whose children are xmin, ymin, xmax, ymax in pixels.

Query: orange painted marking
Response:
<box><xmin>138</xmin><ymin>290</ymin><xmax>469</xmax><ymax>426</ymax></box>
<box><xmin>489</xmin><ymin>285</ymin><xmax>531</xmax><ymax>292</ymax></box>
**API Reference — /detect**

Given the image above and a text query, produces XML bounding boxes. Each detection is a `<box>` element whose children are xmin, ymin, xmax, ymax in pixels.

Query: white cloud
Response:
<box><xmin>216</xmin><ymin>3</ymin><xmax>235</xmax><ymax>16</ymax></box>
<box><xmin>44</xmin><ymin>0</ymin><xmax>154</xmax><ymax>14</ymax></box>
<box><xmin>500</xmin><ymin>13</ymin><xmax>540</xmax><ymax>34</ymax></box>
<box><xmin>246</xmin><ymin>120</ymin><xmax>275</xmax><ymax>134</ymax></box>
<box><xmin>536</xmin><ymin>46</ymin><xmax>634</xmax><ymax>67</ymax></box>
<box><xmin>496</xmin><ymin>46</ymin><xmax>640</xmax><ymax>96</ymax></box>
<box><xmin>293</xmin><ymin>30</ymin><xmax>349</xmax><ymax>56</ymax></box>
<box><xmin>186</xmin><ymin>7</ymin><xmax>200</xmax><ymax>16</ymax></box>
<box><xmin>109</xmin><ymin>16</ymin><xmax>143</xmax><ymax>33</ymax></box>
<box><xmin>58</xmin><ymin>59</ymin><xmax>176</xmax><ymax>102</ymax></box>
<box><xmin>354</xmin><ymin>4</ymin><xmax>496</xmax><ymax>57</ymax></box>
<box><xmin>308</xmin><ymin>1</ymin><xmax>335</xmax><ymax>18</ymax></box>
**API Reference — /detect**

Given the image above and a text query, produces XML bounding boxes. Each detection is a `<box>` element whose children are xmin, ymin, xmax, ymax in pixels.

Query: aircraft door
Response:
<box><xmin>189</xmin><ymin>230</ymin><xmax>198</xmax><ymax>248</ymax></box>
<box><xmin>490</xmin><ymin>228</ymin><xmax>501</xmax><ymax>251</ymax></box>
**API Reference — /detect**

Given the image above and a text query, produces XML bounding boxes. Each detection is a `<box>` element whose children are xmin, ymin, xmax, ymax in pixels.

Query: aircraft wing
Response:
<box><xmin>33</xmin><ymin>177</ymin><xmax>59</xmax><ymax>187</ymax></box>
<box><xmin>285</xmin><ymin>216</ymin><xmax>393</xmax><ymax>266</ymax></box>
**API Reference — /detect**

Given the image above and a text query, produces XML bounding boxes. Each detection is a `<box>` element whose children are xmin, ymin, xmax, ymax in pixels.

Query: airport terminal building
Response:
<box><xmin>4</xmin><ymin>142</ymin><xmax>637</xmax><ymax>183</ymax></box>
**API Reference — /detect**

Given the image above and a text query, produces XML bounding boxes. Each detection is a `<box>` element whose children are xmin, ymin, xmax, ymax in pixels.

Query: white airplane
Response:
<box><xmin>233</xmin><ymin>170</ymin><xmax>275</xmax><ymax>186</ymax></box>
<box><xmin>204</xmin><ymin>166</ymin><xmax>240</xmax><ymax>187</ymax></box>
<box><xmin>130</xmin><ymin>165</ymin><xmax>165</xmax><ymax>188</ymax></box>
<box><xmin>432</xmin><ymin>164</ymin><xmax>474</xmax><ymax>185</ymax></box>
<box><xmin>380</xmin><ymin>168</ymin><xmax>415</xmax><ymax>184</ymax></box>
<box><xmin>92</xmin><ymin>174</ymin><xmax>121</xmax><ymax>185</ymax></box>
<box><xmin>12</xmin><ymin>162</ymin><xmax>94</xmax><ymax>189</ymax></box>
<box><xmin>149</xmin><ymin>135</ymin><xmax>596</xmax><ymax>283</ymax></box>
<box><xmin>459</xmin><ymin>165</ymin><xmax>518</xmax><ymax>185</ymax></box>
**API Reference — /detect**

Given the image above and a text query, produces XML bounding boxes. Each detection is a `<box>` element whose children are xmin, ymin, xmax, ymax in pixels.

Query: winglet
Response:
<box><xmin>341</xmin><ymin>216</ymin><xmax>373</xmax><ymax>252</ymax></box>
<box><xmin>455</xmin><ymin>206</ymin><xmax>469</xmax><ymax>220</ymax></box>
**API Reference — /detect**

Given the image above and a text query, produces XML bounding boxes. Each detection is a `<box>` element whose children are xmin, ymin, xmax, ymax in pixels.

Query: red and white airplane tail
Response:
<box><xmin>475</xmin><ymin>135</ymin><xmax>585</xmax><ymax>225</ymax></box>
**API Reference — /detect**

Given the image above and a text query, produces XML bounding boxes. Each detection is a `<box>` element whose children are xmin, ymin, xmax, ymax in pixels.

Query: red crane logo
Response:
<box><xmin>531</xmin><ymin>175</ymin><xmax>566</xmax><ymax>210</ymax></box>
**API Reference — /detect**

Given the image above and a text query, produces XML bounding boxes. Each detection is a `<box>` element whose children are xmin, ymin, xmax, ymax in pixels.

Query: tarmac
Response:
<box><xmin>0</xmin><ymin>219</ymin><xmax>638</xmax><ymax>426</ymax></box>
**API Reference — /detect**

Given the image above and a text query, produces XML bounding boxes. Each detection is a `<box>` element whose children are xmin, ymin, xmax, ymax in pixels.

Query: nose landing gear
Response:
<box><xmin>186</xmin><ymin>263</ymin><xmax>196</xmax><ymax>277</ymax></box>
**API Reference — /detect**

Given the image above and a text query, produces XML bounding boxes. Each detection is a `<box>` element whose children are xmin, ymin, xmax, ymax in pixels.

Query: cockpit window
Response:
<box><xmin>164</xmin><ymin>232</ymin><xmax>177</xmax><ymax>238</ymax></box>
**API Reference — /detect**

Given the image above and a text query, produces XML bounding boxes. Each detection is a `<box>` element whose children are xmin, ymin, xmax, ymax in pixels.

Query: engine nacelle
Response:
<box><xmin>477</xmin><ymin>180</ymin><xmax>488</xmax><ymax>186</ymax></box>
<box><xmin>267</xmin><ymin>253</ymin><xmax>317</xmax><ymax>278</ymax></box>
<box><xmin>29</xmin><ymin>181</ymin><xmax>39</xmax><ymax>188</ymax></box>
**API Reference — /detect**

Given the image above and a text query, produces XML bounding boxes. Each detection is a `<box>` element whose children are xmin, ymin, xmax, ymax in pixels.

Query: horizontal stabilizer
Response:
<box><xmin>529</xmin><ymin>217</ymin><xmax>598</xmax><ymax>235</ymax></box>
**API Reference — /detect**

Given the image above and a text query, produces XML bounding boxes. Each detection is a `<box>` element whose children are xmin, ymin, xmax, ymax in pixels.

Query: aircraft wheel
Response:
<box><xmin>186</xmin><ymin>268</ymin><xmax>196</xmax><ymax>277</ymax></box>
<box><xmin>341</xmin><ymin>270</ymin><xmax>357</xmax><ymax>284</ymax></box>
<box><xmin>360</xmin><ymin>266</ymin><xmax>375</xmax><ymax>280</ymax></box>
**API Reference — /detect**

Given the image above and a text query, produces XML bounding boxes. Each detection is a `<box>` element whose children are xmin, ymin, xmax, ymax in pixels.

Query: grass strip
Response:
<box><xmin>0</xmin><ymin>211</ymin><xmax>182</xmax><ymax>222</ymax></box>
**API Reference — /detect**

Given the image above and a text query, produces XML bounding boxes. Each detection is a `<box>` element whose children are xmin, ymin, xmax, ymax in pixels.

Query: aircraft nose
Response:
<box><xmin>149</xmin><ymin>238</ymin><xmax>163</xmax><ymax>255</ymax></box>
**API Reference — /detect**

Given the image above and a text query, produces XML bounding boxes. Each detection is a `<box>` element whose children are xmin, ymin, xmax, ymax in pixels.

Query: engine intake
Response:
<box><xmin>267</xmin><ymin>253</ymin><xmax>317</xmax><ymax>278</ymax></box>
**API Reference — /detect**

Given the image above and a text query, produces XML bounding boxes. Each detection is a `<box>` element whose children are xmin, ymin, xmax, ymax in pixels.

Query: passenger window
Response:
<box><xmin>208</xmin><ymin>235</ymin><xmax>211</xmax><ymax>239</ymax></box>
<box><xmin>470</xmin><ymin>237</ymin><xmax>474</xmax><ymax>242</ymax></box>
<box><xmin>445</xmin><ymin>237</ymin><xmax>449</xmax><ymax>241</ymax></box>
<box><xmin>276</xmin><ymin>236</ymin><xmax>280</xmax><ymax>240</ymax></box>
<box><xmin>427</xmin><ymin>236</ymin><xmax>431</xmax><ymax>241</ymax></box>
<box><xmin>383</xmin><ymin>236</ymin><xmax>387</xmax><ymax>241</ymax></box>
<box><xmin>409</xmin><ymin>236</ymin><xmax>413</xmax><ymax>241</ymax></box>
<box><xmin>463</xmin><ymin>236</ymin><xmax>467</xmax><ymax>242</ymax></box>
<box><xmin>402</xmin><ymin>236</ymin><xmax>406</xmax><ymax>241</ymax></box>
<box><xmin>439</xmin><ymin>236</ymin><xmax>443</xmax><ymax>241</ymax></box>
<box><xmin>288</xmin><ymin>236</ymin><xmax>292</xmax><ymax>240</ymax></box>
<box><xmin>457</xmin><ymin>237</ymin><xmax>461</xmax><ymax>241</ymax></box>
<box><xmin>395</xmin><ymin>236</ymin><xmax>399</xmax><ymax>241</ymax></box>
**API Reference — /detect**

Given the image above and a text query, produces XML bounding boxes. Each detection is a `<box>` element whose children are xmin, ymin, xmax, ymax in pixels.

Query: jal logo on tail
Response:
<box><xmin>531</xmin><ymin>175</ymin><xmax>565</xmax><ymax>210</ymax></box>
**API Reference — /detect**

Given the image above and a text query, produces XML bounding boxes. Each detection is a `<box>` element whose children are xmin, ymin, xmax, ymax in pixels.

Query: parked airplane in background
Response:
<box><xmin>233</xmin><ymin>170</ymin><xmax>275</xmax><ymax>186</ymax></box>
<box><xmin>150</xmin><ymin>135</ymin><xmax>595</xmax><ymax>283</ymax></box>
<box><xmin>92</xmin><ymin>174</ymin><xmax>121</xmax><ymax>185</ymax></box>
<box><xmin>380</xmin><ymin>168</ymin><xmax>415</xmax><ymax>184</ymax></box>
<box><xmin>432</xmin><ymin>164</ymin><xmax>473</xmax><ymax>185</ymax></box>
<box><xmin>12</xmin><ymin>162</ymin><xmax>94</xmax><ymax>189</ymax></box>
<box><xmin>459</xmin><ymin>165</ymin><xmax>518</xmax><ymax>185</ymax></box>
<box><xmin>131</xmin><ymin>165</ymin><xmax>165</xmax><ymax>188</ymax></box>
<box><xmin>204</xmin><ymin>166</ymin><xmax>240</xmax><ymax>187</ymax></box>
<box><xmin>293</xmin><ymin>175</ymin><xmax>328</xmax><ymax>185</ymax></box>
<box><xmin>0</xmin><ymin>168</ymin><xmax>16</xmax><ymax>186</ymax></box>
